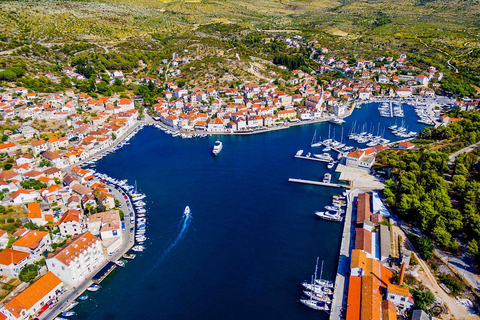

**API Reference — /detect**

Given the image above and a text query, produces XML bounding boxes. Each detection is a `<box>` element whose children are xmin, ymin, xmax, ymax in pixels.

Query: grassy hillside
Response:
<box><xmin>0</xmin><ymin>0</ymin><xmax>479</xmax><ymax>91</ymax></box>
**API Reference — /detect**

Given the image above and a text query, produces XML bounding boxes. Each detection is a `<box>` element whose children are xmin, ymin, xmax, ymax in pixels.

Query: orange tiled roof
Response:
<box><xmin>50</xmin><ymin>232</ymin><xmax>100</xmax><ymax>266</ymax></box>
<box><xmin>27</xmin><ymin>202</ymin><xmax>41</xmax><ymax>219</ymax></box>
<box><xmin>0</xmin><ymin>248</ymin><xmax>29</xmax><ymax>266</ymax></box>
<box><xmin>3</xmin><ymin>272</ymin><xmax>62</xmax><ymax>318</ymax></box>
<box><xmin>346</xmin><ymin>276</ymin><xmax>362</xmax><ymax>320</ymax></box>
<box><xmin>12</xmin><ymin>230</ymin><xmax>49</xmax><ymax>250</ymax></box>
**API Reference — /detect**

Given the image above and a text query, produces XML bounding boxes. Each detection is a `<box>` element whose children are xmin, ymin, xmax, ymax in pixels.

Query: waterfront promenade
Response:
<box><xmin>40</xmin><ymin>184</ymin><xmax>135</xmax><ymax>320</ymax></box>
<box><xmin>329</xmin><ymin>189</ymin><xmax>357</xmax><ymax>320</ymax></box>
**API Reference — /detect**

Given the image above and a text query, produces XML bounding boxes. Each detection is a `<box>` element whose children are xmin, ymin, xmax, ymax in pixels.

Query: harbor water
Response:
<box><xmin>75</xmin><ymin>102</ymin><xmax>427</xmax><ymax>319</ymax></box>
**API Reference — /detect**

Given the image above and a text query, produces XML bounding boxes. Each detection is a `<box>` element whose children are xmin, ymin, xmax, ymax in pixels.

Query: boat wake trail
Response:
<box><xmin>150</xmin><ymin>214</ymin><xmax>191</xmax><ymax>270</ymax></box>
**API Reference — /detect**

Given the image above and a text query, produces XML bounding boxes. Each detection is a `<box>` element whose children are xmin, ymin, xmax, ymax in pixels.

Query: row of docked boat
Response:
<box><xmin>56</xmin><ymin>285</ymin><xmax>100</xmax><ymax>319</ymax></box>
<box><xmin>314</xmin><ymin>194</ymin><xmax>346</xmax><ymax>222</ymax></box>
<box><xmin>378</xmin><ymin>101</ymin><xmax>404</xmax><ymax>118</ymax></box>
<box><xmin>300</xmin><ymin>259</ymin><xmax>334</xmax><ymax>312</ymax></box>
<box><xmin>153</xmin><ymin>123</ymin><xmax>208</xmax><ymax>139</ymax></box>
<box><xmin>413</xmin><ymin>104</ymin><xmax>435</xmax><ymax>126</ymax></box>
<box><xmin>387</xmin><ymin>123</ymin><xmax>418</xmax><ymax>138</ymax></box>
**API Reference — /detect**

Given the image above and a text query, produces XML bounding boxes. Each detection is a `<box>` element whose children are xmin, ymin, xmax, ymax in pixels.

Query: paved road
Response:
<box><xmin>448</xmin><ymin>142</ymin><xmax>480</xmax><ymax>166</ymax></box>
<box><xmin>436</xmin><ymin>249</ymin><xmax>480</xmax><ymax>292</ymax></box>
<box><xmin>40</xmin><ymin>184</ymin><xmax>136</xmax><ymax>320</ymax></box>
<box><xmin>330</xmin><ymin>189</ymin><xmax>357</xmax><ymax>320</ymax></box>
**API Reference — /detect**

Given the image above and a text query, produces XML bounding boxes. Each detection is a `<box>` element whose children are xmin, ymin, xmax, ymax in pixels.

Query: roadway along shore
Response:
<box><xmin>329</xmin><ymin>189</ymin><xmax>357</xmax><ymax>320</ymax></box>
<box><xmin>40</xmin><ymin>186</ymin><xmax>136</xmax><ymax>320</ymax></box>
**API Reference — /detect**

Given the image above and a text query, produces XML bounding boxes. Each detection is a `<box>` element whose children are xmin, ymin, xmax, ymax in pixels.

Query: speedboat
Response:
<box><xmin>212</xmin><ymin>140</ymin><xmax>223</xmax><ymax>155</ymax></box>
<box><xmin>86</xmin><ymin>284</ymin><xmax>101</xmax><ymax>292</ymax></box>
<box><xmin>184</xmin><ymin>206</ymin><xmax>190</xmax><ymax>216</ymax></box>
<box><xmin>61</xmin><ymin>312</ymin><xmax>76</xmax><ymax>317</ymax></box>
<box><xmin>62</xmin><ymin>301</ymin><xmax>78</xmax><ymax>312</ymax></box>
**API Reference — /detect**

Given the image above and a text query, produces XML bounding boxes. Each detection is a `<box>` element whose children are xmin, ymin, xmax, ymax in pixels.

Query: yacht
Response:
<box><xmin>212</xmin><ymin>141</ymin><xmax>223</xmax><ymax>155</ymax></box>
<box><xmin>313</xmin><ymin>153</ymin><xmax>333</xmax><ymax>162</ymax></box>
<box><xmin>300</xmin><ymin>298</ymin><xmax>330</xmax><ymax>311</ymax></box>
<box><xmin>325</xmin><ymin>206</ymin><xmax>344</xmax><ymax>213</ymax></box>
<box><xmin>315</xmin><ymin>211</ymin><xmax>343</xmax><ymax>222</ymax></box>
<box><xmin>184</xmin><ymin>206</ymin><xmax>190</xmax><ymax>216</ymax></box>
<box><xmin>303</xmin><ymin>290</ymin><xmax>332</xmax><ymax>303</ymax></box>
<box><xmin>329</xmin><ymin>117</ymin><xmax>346</xmax><ymax>125</ymax></box>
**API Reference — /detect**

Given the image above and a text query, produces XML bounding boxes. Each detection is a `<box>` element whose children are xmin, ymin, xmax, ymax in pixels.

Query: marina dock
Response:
<box><xmin>92</xmin><ymin>261</ymin><xmax>117</xmax><ymax>284</ymax></box>
<box><xmin>288</xmin><ymin>178</ymin><xmax>350</xmax><ymax>189</ymax></box>
<box><xmin>329</xmin><ymin>190</ymin><xmax>355</xmax><ymax>320</ymax></box>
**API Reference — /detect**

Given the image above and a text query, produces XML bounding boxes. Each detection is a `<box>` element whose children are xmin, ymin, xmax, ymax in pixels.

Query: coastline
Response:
<box><xmin>41</xmin><ymin>96</ymin><xmax>441</xmax><ymax>319</ymax></box>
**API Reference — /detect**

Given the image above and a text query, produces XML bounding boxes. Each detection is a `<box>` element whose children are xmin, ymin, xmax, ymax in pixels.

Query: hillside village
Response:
<box><xmin>0</xmin><ymin>47</ymin><xmax>476</xmax><ymax>319</ymax></box>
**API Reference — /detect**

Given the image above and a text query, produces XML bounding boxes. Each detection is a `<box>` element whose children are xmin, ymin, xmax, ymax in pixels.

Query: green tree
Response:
<box><xmin>18</xmin><ymin>264</ymin><xmax>38</xmax><ymax>282</ymax></box>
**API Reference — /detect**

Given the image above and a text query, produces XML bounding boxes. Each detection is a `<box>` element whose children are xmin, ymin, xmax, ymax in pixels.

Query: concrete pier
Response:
<box><xmin>329</xmin><ymin>190</ymin><xmax>356</xmax><ymax>320</ymax></box>
<box><xmin>288</xmin><ymin>178</ymin><xmax>350</xmax><ymax>189</ymax></box>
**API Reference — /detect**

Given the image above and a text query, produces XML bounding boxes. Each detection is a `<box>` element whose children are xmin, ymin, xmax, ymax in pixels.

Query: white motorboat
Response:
<box><xmin>315</xmin><ymin>211</ymin><xmax>343</xmax><ymax>222</ymax></box>
<box><xmin>325</xmin><ymin>205</ymin><xmax>344</xmax><ymax>213</ymax></box>
<box><xmin>184</xmin><ymin>206</ymin><xmax>190</xmax><ymax>216</ymax></box>
<box><xmin>115</xmin><ymin>260</ymin><xmax>125</xmax><ymax>267</ymax></box>
<box><xmin>329</xmin><ymin>117</ymin><xmax>346</xmax><ymax>125</ymax></box>
<box><xmin>62</xmin><ymin>302</ymin><xmax>78</xmax><ymax>312</ymax></box>
<box><xmin>313</xmin><ymin>153</ymin><xmax>332</xmax><ymax>162</ymax></box>
<box><xmin>296</xmin><ymin>150</ymin><xmax>303</xmax><ymax>156</ymax></box>
<box><xmin>86</xmin><ymin>284</ymin><xmax>101</xmax><ymax>292</ymax></box>
<box><xmin>132</xmin><ymin>245</ymin><xmax>144</xmax><ymax>252</ymax></box>
<box><xmin>322</xmin><ymin>173</ymin><xmax>331</xmax><ymax>184</ymax></box>
<box><xmin>327</xmin><ymin>161</ymin><xmax>335</xmax><ymax>169</ymax></box>
<box><xmin>212</xmin><ymin>140</ymin><xmax>223</xmax><ymax>155</ymax></box>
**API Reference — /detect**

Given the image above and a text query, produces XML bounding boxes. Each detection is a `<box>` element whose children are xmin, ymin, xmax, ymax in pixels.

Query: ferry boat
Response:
<box><xmin>322</xmin><ymin>173</ymin><xmax>331</xmax><ymax>184</ymax></box>
<box><xmin>315</xmin><ymin>211</ymin><xmax>342</xmax><ymax>221</ymax></box>
<box><xmin>184</xmin><ymin>206</ymin><xmax>190</xmax><ymax>216</ymax></box>
<box><xmin>212</xmin><ymin>140</ymin><xmax>223</xmax><ymax>155</ymax></box>
<box><xmin>329</xmin><ymin>117</ymin><xmax>346</xmax><ymax>125</ymax></box>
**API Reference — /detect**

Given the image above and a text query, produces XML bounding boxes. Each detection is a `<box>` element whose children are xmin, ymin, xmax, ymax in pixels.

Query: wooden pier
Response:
<box><xmin>288</xmin><ymin>178</ymin><xmax>350</xmax><ymax>189</ymax></box>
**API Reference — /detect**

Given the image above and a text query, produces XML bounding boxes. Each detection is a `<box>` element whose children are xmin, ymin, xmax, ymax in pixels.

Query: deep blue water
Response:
<box><xmin>75</xmin><ymin>103</ymin><xmax>426</xmax><ymax>319</ymax></box>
